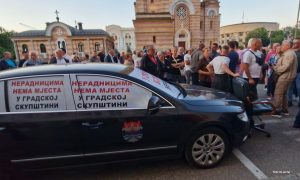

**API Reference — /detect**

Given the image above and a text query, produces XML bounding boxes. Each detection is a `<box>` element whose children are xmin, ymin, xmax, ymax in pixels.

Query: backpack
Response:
<box><xmin>249</xmin><ymin>51</ymin><xmax>264</xmax><ymax>66</ymax></box>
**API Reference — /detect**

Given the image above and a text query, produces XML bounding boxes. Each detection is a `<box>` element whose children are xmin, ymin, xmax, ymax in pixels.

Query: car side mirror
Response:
<box><xmin>148</xmin><ymin>96</ymin><xmax>161</xmax><ymax>115</ymax></box>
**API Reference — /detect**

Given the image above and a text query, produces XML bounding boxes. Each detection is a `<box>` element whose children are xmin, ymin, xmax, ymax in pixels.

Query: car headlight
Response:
<box><xmin>237</xmin><ymin>112</ymin><xmax>249</xmax><ymax>122</ymax></box>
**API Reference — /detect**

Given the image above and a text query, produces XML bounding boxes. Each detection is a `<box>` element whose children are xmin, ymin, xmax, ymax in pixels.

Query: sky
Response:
<box><xmin>0</xmin><ymin>0</ymin><xmax>298</xmax><ymax>32</ymax></box>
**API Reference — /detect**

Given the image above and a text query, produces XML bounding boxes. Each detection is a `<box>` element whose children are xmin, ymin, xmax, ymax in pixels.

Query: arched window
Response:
<box><xmin>57</xmin><ymin>40</ymin><xmax>66</xmax><ymax>49</ymax></box>
<box><xmin>208</xmin><ymin>10</ymin><xmax>215</xmax><ymax>17</ymax></box>
<box><xmin>153</xmin><ymin>36</ymin><xmax>156</xmax><ymax>43</ymax></box>
<box><xmin>179</xmin><ymin>33</ymin><xmax>186</xmax><ymax>38</ymax></box>
<box><xmin>210</xmin><ymin>21</ymin><xmax>213</xmax><ymax>30</ymax></box>
<box><xmin>176</xmin><ymin>6</ymin><xmax>187</xmax><ymax>19</ymax></box>
<box><xmin>112</xmin><ymin>33</ymin><xmax>118</xmax><ymax>41</ymax></box>
<box><xmin>95</xmin><ymin>42</ymin><xmax>100</xmax><ymax>51</ymax></box>
<box><xmin>62</xmin><ymin>41</ymin><xmax>66</xmax><ymax>49</ymax></box>
<box><xmin>22</xmin><ymin>44</ymin><xmax>28</xmax><ymax>52</ymax></box>
<box><xmin>40</xmin><ymin>44</ymin><xmax>46</xmax><ymax>53</ymax></box>
<box><xmin>78</xmin><ymin>43</ymin><xmax>84</xmax><ymax>52</ymax></box>
<box><xmin>125</xmin><ymin>33</ymin><xmax>131</xmax><ymax>39</ymax></box>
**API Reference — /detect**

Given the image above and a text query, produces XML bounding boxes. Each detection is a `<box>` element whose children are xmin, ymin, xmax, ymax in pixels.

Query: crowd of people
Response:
<box><xmin>1</xmin><ymin>38</ymin><xmax>300</xmax><ymax>128</ymax></box>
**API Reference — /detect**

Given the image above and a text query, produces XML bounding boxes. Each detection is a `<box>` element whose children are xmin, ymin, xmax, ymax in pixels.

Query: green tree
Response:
<box><xmin>282</xmin><ymin>26</ymin><xmax>300</xmax><ymax>39</ymax></box>
<box><xmin>270</xmin><ymin>30</ymin><xmax>284</xmax><ymax>44</ymax></box>
<box><xmin>0</xmin><ymin>27</ymin><xmax>15</xmax><ymax>58</ymax></box>
<box><xmin>245</xmin><ymin>27</ymin><xmax>270</xmax><ymax>47</ymax></box>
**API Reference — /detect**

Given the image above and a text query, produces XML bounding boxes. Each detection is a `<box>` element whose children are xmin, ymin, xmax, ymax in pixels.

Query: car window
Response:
<box><xmin>72</xmin><ymin>75</ymin><xmax>153</xmax><ymax>110</ymax></box>
<box><xmin>0</xmin><ymin>81</ymin><xmax>6</xmax><ymax>112</ymax></box>
<box><xmin>7</xmin><ymin>76</ymin><xmax>68</xmax><ymax>112</ymax></box>
<box><xmin>129</xmin><ymin>68</ymin><xmax>183</xmax><ymax>99</ymax></box>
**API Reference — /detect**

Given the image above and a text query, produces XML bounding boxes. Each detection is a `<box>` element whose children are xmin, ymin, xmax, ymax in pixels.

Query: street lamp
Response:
<box><xmin>295</xmin><ymin>0</ymin><xmax>300</xmax><ymax>38</ymax></box>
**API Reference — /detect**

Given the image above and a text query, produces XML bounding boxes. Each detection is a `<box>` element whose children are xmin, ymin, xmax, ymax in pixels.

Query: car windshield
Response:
<box><xmin>129</xmin><ymin>68</ymin><xmax>185</xmax><ymax>99</ymax></box>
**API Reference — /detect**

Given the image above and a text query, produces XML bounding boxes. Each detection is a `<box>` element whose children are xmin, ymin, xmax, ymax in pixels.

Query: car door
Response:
<box><xmin>0</xmin><ymin>75</ymin><xmax>85</xmax><ymax>169</ymax></box>
<box><xmin>70</xmin><ymin>74</ymin><xmax>180</xmax><ymax>164</ymax></box>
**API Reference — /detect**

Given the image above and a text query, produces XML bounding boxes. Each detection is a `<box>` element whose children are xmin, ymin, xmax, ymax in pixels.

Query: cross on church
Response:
<box><xmin>55</xmin><ymin>10</ymin><xmax>60</xmax><ymax>22</ymax></box>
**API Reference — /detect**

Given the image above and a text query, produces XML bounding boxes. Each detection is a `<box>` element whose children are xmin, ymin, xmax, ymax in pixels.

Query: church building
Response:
<box><xmin>11</xmin><ymin>16</ymin><xmax>114</xmax><ymax>61</ymax></box>
<box><xmin>133</xmin><ymin>0</ymin><xmax>220</xmax><ymax>50</ymax></box>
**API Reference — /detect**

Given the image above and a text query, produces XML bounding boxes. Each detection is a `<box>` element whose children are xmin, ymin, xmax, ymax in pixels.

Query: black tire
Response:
<box><xmin>185</xmin><ymin>127</ymin><xmax>230</xmax><ymax>169</ymax></box>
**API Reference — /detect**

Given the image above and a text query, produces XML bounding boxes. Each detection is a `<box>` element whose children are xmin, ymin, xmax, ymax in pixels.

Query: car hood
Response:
<box><xmin>180</xmin><ymin>84</ymin><xmax>244</xmax><ymax>112</ymax></box>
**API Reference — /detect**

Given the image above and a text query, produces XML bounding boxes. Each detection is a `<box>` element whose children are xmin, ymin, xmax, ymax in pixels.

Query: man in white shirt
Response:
<box><xmin>242</xmin><ymin>38</ymin><xmax>263</xmax><ymax>100</ymax></box>
<box><xmin>61</xmin><ymin>48</ymin><xmax>72</xmax><ymax>64</ymax></box>
<box><xmin>50</xmin><ymin>49</ymin><xmax>71</xmax><ymax>64</ymax></box>
<box><xmin>207</xmin><ymin>45</ymin><xmax>240</xmax><ymax>92</ymax></box>
<box><xmin>104</xmin><ymin>49</ymin><xmax>119</xmax><ymax>63</ymax></box>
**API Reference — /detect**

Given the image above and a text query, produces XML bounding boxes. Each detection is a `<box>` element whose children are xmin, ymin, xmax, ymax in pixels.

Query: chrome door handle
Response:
<box><xmin>81</xmin><ymin>122</ymin><xmax>103</xmax><ymax>129</ymax></box>
<box><xmin>0</xmin><ymin>127</ymin><xmax>6</xmax><ymax>132</ymax></box>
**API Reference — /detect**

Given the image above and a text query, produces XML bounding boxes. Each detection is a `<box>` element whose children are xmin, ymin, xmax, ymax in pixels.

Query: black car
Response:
<box><xmin>0</xmin><ymin>64</ymin><xmax>249</xmax><ymax>176</ymax></box>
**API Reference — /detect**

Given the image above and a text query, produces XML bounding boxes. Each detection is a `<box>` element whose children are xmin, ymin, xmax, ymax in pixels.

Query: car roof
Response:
<box><xmin>0</xmin><ymin>63</ymin><xmax>134</xmax><ymax>80</ymax></box>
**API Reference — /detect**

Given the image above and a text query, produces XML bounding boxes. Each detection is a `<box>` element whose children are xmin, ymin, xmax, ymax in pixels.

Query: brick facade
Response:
<box><xmin>133</xmin><ymin>0</ymin><xmax>220</xmax><ymax>50</ymax></box>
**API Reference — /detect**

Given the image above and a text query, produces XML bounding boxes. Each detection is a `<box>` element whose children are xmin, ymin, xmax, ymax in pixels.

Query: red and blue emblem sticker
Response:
<box><xmin>122</xmin><ymin>121</ymin><xmax>143</xmax><ymax>143</ymax></box>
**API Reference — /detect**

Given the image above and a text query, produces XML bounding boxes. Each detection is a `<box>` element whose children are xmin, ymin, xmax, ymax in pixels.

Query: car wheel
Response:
<box><xmin>185</xmin><ymin>127</ymin><xmax>230</xmax><ymax>169</ymax></box>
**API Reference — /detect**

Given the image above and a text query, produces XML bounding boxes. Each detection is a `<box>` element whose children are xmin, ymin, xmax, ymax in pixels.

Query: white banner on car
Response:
<box><xmin>8</xmin><ymin>76</ymin><xmax>67</xmax><ymax>112</ymax></box>
<box><xmin>129</xmin><ymin>68</ymin><xmax>181</xmax><ymax>98</ymax></box>
<box><xmin>72</xmin><ymin>75</ymin><xmax>152</xmax><ymax>110</ymax></box>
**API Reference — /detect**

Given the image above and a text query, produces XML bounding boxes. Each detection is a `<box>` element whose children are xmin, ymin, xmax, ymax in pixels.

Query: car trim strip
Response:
<box><xmin>11</xmin><ymin>145</ymin><xmax>177</xmax><ymax>163</ymax></box>
<box><xmin>0</xmin><ymin>106</ymin><xmax>174</xmax><ymax>116</ymax></box>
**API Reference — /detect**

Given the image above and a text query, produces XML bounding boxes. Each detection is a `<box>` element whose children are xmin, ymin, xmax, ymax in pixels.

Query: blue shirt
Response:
<box><xmin>23</xmin><ymin>59</ymin><xmax>42</xmax><ymax>67</ymax></box>
<box><xmin>228</xmin><ymin>50</ymin><xmax>239</xmax><ymax>73</ymax></box>
<box><xmin>5</xmin><ymin>59</ymin><xmax>16</xmax><ymax>68</ymax></box>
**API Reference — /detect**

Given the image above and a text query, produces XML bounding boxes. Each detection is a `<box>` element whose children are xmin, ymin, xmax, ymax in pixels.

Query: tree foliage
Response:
<box><xmin>270</xmin><ymin>30</ymin><xmax>284</xmax><ymax>44</ymax></box>
<box><xmin>245</xmin><ymin>27</ymin><xmax>270</xmax><ymax>47</ymax></box>
<box><xmin>282</xmin><ymin>26</ymin><xmax>300</xmax><ymax>39</ymax></box>
<box><xmin>0</xmin><ymin>27</ymin><xmax>15</xmax><ymax>58</ymax></box>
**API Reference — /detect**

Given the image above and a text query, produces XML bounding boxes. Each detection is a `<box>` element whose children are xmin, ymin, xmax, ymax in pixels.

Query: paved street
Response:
<box><xmin>23</xmin><ymin>86</ymin><xmax>300</xmax><ymax>180</ymax></box>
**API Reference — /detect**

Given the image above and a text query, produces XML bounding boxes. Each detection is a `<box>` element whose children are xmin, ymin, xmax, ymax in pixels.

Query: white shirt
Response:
<box><xmin>209</xmin><ymin>56</ymin><xmax>230</xmax><ymax>74</ymax></box>
<box><xmin>56</xmin><ymin>58</ymin><xmax>67</xmax><ymax>65</ymax></box>
<box><xmin>134</xmin><ymin>57</ymin><xmax>142</xmax><ymax>68</ymax></box>
<box><xmin>242</xmin><ymin>50</ymin><xmax>261</xmax><ymax>78</ymax></box>
<box><xmin>132</xmin><ymin>54</ymin><xmax>137</xmax><ymax>61</ymax></box>
<box><xmin>63</xmin><ymin>54</ymin><xmax>73</xmax><ymax>64</ymax></box>
<box><xmin>110</xmin><ymin>55</ymin><xmax>119</xmax><ymax>64</ymax></box>
<box><xmin>184</xmin><ymin>54</ymin><xmax>192</xmax><ymax>71</ymax></box>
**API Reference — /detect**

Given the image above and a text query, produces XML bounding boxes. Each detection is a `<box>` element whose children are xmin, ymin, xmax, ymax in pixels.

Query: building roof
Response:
<box><xmin>14</xmin><ymin>30</ymin><xmax>45</xmax><ymax>37</ymax></box>
<box><xmin>13</xmin><ymin>21</ymin><xmax>110</xmax><ymax>37</ymax></box>
<box><xmin>72</xmin><ymin>29</ymin><xmax>109</xmax><ymax>36</ymax></box>
<box><xmin>221</xmin><ymin>22</ymin><xmax>279</xmax><ymax>28</ymax></box>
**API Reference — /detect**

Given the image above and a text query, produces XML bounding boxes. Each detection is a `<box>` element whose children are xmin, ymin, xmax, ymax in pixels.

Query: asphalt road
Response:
<box><xmin>23</xmin><ymin>86</ymin><xmax>300</xmax><ymax>180</ymax></box>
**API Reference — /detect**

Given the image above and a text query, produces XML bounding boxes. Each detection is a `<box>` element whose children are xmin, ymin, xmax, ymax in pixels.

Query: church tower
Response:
<box><xmin>133</xmin><ymin>0</ymin><xmax>220</xmax><ymax>50</ymax></box>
